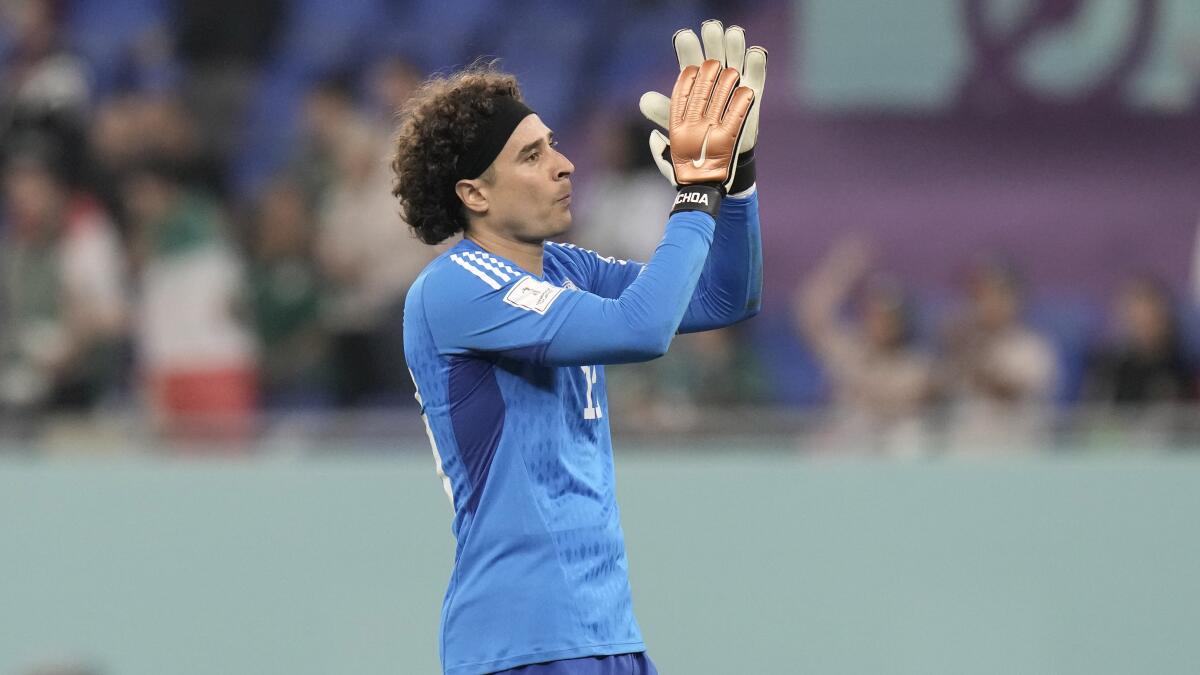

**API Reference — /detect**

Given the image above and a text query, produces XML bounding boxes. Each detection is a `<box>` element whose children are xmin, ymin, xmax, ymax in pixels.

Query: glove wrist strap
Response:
<box><xmin>728</xmin><ymin>149</ymin><xmax>756</xmax><ymax>195</ymax></box>
<box><xmin>671</xmin><ymin>185</ymin><xmax>722</xmax><ymax>218</ymax></box>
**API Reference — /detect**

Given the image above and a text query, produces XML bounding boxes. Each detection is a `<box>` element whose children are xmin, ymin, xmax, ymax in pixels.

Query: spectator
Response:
<box><xmin>247</xmin><ymin>176</ymin><xmax>329</xmax><ymax>407</ymax></box>
<box><xmin>794</xmin><ymin>236</ymin><xmax>934</xmax><ymax>455</ymax></box>
<box><xmin>85</xmin><ymin>92</ymin><xmax>225</xmax><ymax>231</ymax></box>
<box><xmin>136</xmin><ymin>92</ymin><xmax>226</xmax><ymax>197</ymax></box>
<box><xmin>571</xmin><ymin>115</ymin><xmax>675</xmax><ymax>262</ymax></box>
<box><xmin>0</xmin><ymin>139</ymin><xmax>128</xmax><ymax>417</ymax></box>
<box><xmin>315</xmin><ymin>120</ymin><xmax>434</xmax><ymax>406</ymax></box>
<box><xmin>121</xmin><ymin>158</ymin><xmax>257</xmax><ymax>442</ymax></box>
<box><xmin>290</xmin><ymin>75</ymin><xmax>361</xmax><ymax>203</ymax></box>
<box><xmin>365</xmin><ymin>54</ymin><xmax>422</xmax><ymax>131</ymax></box>
<box><xmin>0</xmin><ymin>0</ymin><xmax>90</xmax><ymax>148</ymax></box>
<box><xmin>0</xmin><ymin>0</ymin><xmax>91</xmax><ymax>203</ymax></box>
<box><xmin>1085</xmin><ymin>276</ymin><xmax>1196</xmax><ymax>404</ymax></box>
<box><xmin>83</xmin><ymin>95</ymin><xmax>142</xmax><ymax>233</ymax></box>
<box><xmin>941</xmin><ymin>257</ymin><xmax>1058</xmax><ymax>451</ymax></box>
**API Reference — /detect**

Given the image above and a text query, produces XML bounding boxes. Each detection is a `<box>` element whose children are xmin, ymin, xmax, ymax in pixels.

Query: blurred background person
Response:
<box><xmin>0</xmin><ymin>0</ymin><xmax>90</xmax><ymax>166</ymax></box>
<box><xmin>1085</xmin><ymin>275</ymin><xmax>1197</xmax><ymax>404</ymax></box>
<box><xmin>940</xmin><ymin>257</ymin><xmax>1059</xmax><ymax>452</ymax></box>
<box><xmin>247</xmin><ymin>175</ymin><xmax>329</xmax><ymax>409</ymax></box>
<box><xmin>121</xmin><ymin>157</ymin><xmax>257</xmax><ymax>443</ymax></box>
<box><xmin>0</xmin><ymin>140</ymin><xmax>128</xmax><ymax>424</ymax></box>
<box><xmin>134</xmin><ymin>92</ymin><xmax>226</xmax><ymax>197</ymax></box>
<box><xmin>793</xmin><ymin>236</ymin><xmax>934</xmax><ymax>456</ymax></box>
<box><xmin>84</xmin><ymin>91</ymin><xmax>225</xmax><ymax>234</ymax></box>
<box><xmin>290</xmin><ymin>75</ymin><xmax>361</xmax><ymax>205</ymax></box>
<box><xmin>571</xmin><ymin>115</ymin><xmax>676</xmax><ymax>262</ymax></box>
<box><xmin>1081</xmin><ymin>275</ymin><xmax>1198</xmax><ymax>443</ymax></box>
<box><xmin>314</xmin><ymin>119</ymin><xmax>431</xmax><ymax>407</ymax></box>
<box><xmin>83</xmin><ymin>95</ymin><xmax>142</xmax><ymax>234</ymax></box>
<box><xmin>364</xmin><ymin>54</ymin><xmax>422</xmax><ymax>133</ymax></box>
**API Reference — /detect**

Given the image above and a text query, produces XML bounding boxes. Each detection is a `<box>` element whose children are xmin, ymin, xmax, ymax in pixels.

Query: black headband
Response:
<box><xmin>454</xmin><ymin>97</ymin><xmax>535</xmax><ymax>180</ymax></box>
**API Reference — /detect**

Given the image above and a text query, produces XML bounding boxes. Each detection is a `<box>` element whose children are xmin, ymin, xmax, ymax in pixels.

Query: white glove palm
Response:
<box><xmin>640</xmin><ymin>20</ymin><xmax>767</xmax><ymax>187</ymax></box>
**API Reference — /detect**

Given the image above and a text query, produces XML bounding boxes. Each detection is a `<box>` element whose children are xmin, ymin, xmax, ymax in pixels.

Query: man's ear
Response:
<box><xmin>455</xmin><ymin>179</ymin><xmax>488</xmax><ymax>217</ymax></box>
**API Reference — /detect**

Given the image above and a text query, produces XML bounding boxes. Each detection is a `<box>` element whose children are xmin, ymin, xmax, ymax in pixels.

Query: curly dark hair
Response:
<box><xmin>390</xmin><ymin>63</ymin><xmax>523</xmax><ymax>245</ymax></box>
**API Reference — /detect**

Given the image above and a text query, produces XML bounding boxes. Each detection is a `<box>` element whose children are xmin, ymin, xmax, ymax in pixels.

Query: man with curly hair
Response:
<box><xmin>394</xmin><ymin>21</ymin><xmax>766</xmax><ymax>675</ymax></box>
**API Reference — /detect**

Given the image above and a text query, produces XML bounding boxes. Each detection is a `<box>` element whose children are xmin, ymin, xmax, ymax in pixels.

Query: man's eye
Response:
<box><xmin>527</xmin><ymin>151</ymin><xmax>540</xmax><ymax>162</ymax></box>
<box><xmin>549</xmin><ymin>139</ymin><xmax>559</xmax><ymax>148</ymax></box>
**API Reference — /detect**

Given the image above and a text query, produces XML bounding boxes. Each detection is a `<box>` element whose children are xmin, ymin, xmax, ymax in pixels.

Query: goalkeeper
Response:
<box><xmin>393</xmin><ymin>20</ymin><xmax>767</xmax><ymax>675</ymax></box>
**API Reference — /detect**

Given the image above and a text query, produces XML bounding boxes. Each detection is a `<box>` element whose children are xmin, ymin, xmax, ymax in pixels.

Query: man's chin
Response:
<box><xmin>549</xmin><ymin>212</ymin><xmax>572</xmax><ymax>237</ymax></box>
<box><xmin>514</xmin><ymin>216</ymin><xmax>571</xmax><ymax>244</ymax></box>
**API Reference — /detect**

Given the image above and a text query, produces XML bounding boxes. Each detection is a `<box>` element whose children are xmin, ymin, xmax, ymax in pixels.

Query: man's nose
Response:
<box><xmin>555</xmin><ymin>152</ymin><xmax>574</xmax><ymax>180</ymax></box>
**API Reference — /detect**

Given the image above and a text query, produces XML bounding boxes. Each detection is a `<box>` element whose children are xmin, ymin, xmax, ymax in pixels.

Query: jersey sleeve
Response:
<box><xmin>544</xmin><ymin>242</ymin><xmax>644</xmax><ymax>299</ymax></box>
<box><xmin>423</xmin><ymin>211</ymin><xmax>716</xmax><ymax>366</ymax></box>
<box><xmin>679</xmin><ymin>188</ymin><xmax>763</xmax><ymax>332</ymax></box>
<box><xmin>421</xmin><ymin>250</ymin><xmax>587</xmax><ymax>362</ymax></box>
<box><xmin>550</xmin><ymin>190</ymin><xmax>763</xmax><ymax>334</ymax></box>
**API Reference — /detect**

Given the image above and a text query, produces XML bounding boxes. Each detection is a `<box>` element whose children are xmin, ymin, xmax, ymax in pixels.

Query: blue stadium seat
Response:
<box><xmin>65</xmin><ymin>0</ymin><xmax>170</xmax><ymax>96</ymax></box>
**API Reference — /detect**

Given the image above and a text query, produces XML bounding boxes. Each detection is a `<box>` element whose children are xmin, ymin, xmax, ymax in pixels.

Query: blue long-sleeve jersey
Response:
<box><xmin>404</xmin><ymin>190</ymin><xmax>761</xmax><ymax>675</ymax></box>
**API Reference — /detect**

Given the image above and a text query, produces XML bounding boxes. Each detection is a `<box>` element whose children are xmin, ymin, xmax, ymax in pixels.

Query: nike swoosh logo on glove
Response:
<box><xmin>690</xmin><ymin>129</ymin><xmax>712</xmax><ymax>169</ymax></box>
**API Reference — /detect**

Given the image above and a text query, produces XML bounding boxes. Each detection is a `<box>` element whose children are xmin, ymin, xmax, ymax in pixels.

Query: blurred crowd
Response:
<box><xmin>0</xmin><ymin>0</ymin><xmax>448</xmax><ymax>442</ymax></box>
<box><xmin>570</xmin><ymin>117</ymin><xmax>1200</xmax><ymax>454</ymax></box>
<box><xmin>781</xmin><ymin>238</ymin><xmax>1199</xmax><ymax>455</ymax></box>
<box><xmin>1</xmin><ymin>0</ymin><xmax>1197</xmax><ymax>453</ymax></box>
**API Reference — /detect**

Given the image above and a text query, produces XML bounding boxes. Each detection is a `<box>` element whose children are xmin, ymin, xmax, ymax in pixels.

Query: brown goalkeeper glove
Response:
<box><xmin>668</xmin><ymin>58</ymin><xmax>755</xmax><ymax>218</ymax></box>
<box><xmin>644</xmin><ymin>21</ymin><xmax>768</xmax><ymax>197</ymax></box>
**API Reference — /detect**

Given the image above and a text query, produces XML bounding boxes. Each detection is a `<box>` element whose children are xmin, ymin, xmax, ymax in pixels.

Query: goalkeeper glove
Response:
<box><xmin>641</xmin><ymin>20</ymin><xmax>767</xmax><ymax>195</ymax></box>
<box><xmin>668</xmin><ymin>58</ymin><xmax>754</xmax><ymax>218</ymax></box>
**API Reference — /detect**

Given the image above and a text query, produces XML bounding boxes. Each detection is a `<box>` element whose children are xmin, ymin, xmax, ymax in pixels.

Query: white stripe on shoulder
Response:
<box><xmin>482</xmin><ymin>254</ymin><xmax>520</xmax><ymax>278</ymax></box>
<box><xmin>462</xmin><ymin>251</ymin><xmax>511</xmax><ymax>282</ymax></box>
<box><xmin>449</xmin><ymin>253</ymin><xmax>502</xmax><ymax>290</ymax></box>
<box><xmin>550</xmin><ymin>241</ymin><xmax>627</xmax><ymax>265</ymax></box>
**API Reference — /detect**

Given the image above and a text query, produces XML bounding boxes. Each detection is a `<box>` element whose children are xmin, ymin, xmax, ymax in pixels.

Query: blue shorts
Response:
<box><xmin>490</xmin><ymin>652</ymin><xmax>658</xmax><ymax>675</ymax></box>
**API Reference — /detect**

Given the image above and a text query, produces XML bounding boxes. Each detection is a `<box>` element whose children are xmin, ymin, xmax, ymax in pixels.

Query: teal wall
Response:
<box><xmin>4</xmin><ymin>451</ymin><xmax>1200</xmax><ymax>674</ymax></box>
<box><xmin>796</xmin><ymin>0</ymin><xmax>1200</xmax><ymax>110</ymax></box>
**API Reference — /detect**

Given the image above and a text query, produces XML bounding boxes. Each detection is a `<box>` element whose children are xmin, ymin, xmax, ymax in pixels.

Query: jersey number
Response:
<box><xmin>580</xmin><ymin>366</ymin><xmax>603</xmax><ymax>420</ymax></box>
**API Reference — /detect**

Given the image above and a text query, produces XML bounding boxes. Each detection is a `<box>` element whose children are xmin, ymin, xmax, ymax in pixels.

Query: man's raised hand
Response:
<box><xmin>667</xmin><ymin>59</ymin><xmax>754</xmax><ymax>216</ymax></box>
<box><xmin>641</xmin><ymin>20</ymin><xmax>767</xmax><ymax>192</ymax></box>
